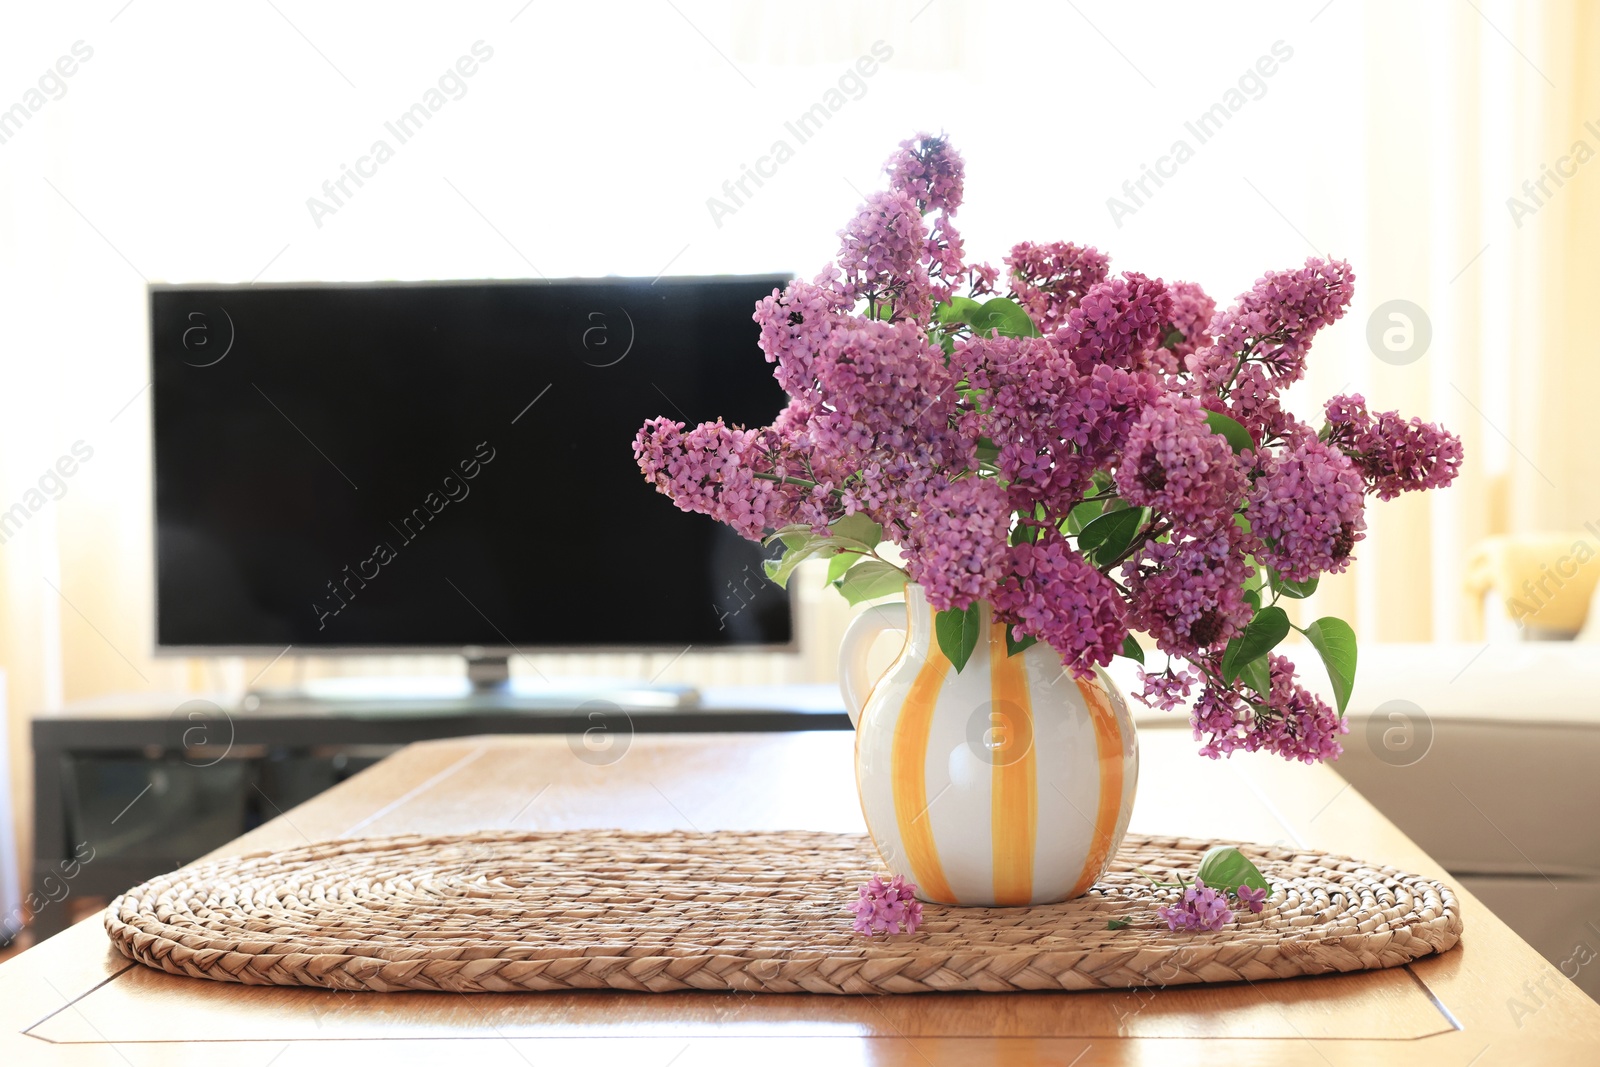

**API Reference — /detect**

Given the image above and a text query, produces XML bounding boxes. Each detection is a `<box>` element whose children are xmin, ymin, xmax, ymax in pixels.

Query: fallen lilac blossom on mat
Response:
<box><xmin>1157</xmin><ymin>877</ymin><xmax>1235</xmax><ymax>931</ymax></box>
<box><xmin>1143</xmin><ymin>846</ymin><xmax>1275</xmax><ymax>931</ymax></box>
<box><xmin>851</xmin><ymin>874</ymin><xmax>924</xmax><ymax>936</ymax></box>
<box><xmin>1235</xmin><ymin>883</ymin><xmax>1268</xmax><ymax>913</ymax></box>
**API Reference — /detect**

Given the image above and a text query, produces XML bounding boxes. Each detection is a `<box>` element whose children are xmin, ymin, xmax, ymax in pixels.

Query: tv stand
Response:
<box><xmin>466</xmin><ymin>654</ymin><xmax>511</xmax><ymax>691</ymax></box>
<box><xmin>28</xmin><ymin>683</ymin><xmax>850</xmax><ymax>939</ymax></box>
<box><xmin>246</xmin><ymin>657</ymin><xmax>702</xmax><ymax>713</ymax></box>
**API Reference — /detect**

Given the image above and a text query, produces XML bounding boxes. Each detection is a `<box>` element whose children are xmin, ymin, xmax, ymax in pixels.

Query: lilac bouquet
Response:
<box><xmin>635</xmin><ymin>134</ymin><xmax>1462</xmax><ymax>764</ymax></box>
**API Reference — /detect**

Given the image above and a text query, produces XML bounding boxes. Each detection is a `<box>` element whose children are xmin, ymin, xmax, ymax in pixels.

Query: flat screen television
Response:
<box><xmin>150</xmin><ymin>276</ymin><xmax>795</xmax><ymax>674</ymax></box>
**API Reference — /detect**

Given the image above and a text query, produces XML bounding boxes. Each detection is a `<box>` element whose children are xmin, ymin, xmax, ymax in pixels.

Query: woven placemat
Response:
<box><xmin>106</xmin><ymin>830</ymin><xmax>1461</xmax><ymax>994</ymax></box>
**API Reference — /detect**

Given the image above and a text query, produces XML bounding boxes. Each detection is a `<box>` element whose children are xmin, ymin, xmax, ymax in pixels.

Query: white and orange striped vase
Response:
<box><xmin>839</xmin><ymin>585</ymin><xmax>1139</xmax><ymax>906</ymax></box>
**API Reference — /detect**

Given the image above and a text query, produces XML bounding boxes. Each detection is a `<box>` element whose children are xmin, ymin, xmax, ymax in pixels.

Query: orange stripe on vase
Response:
<box><xmin>891</xmin><ymin>645</ymin><xmax>954</xmax><ymax>902</ymax></box>
<box><xmin>1069</xmin><ymin>674</ymin><xmax>1125</xmax><ymax>898</ymax></box>
<box><xmin>989</xmin><ymin>624</ymin><xmax>1037</xmax><ymax>906</ymax></box>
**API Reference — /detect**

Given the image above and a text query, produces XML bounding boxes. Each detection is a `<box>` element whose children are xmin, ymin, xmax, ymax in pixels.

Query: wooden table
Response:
<box><xmin>4</xmin><ymin>730</ymin><xmax>1597</xmax><ymax>1064</ymax></box>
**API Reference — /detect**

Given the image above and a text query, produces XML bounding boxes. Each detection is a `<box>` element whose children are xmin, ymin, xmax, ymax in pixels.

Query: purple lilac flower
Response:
<box><xmin>752</xmin><ymin>278</ymin><xmax>849</xmax><ymax>401</ymax></box>
<box><xmin>1158</xmin><ymin>878</ymin><xmax>1234</xmax><ymax>932</ymax></box>
<box><xmin>965</xmin><ymin>312</ymin><xmax>1165</xmax><ymax>503</ymax></box>
<box><xmin>1164</xmin><ymin>280</ymin><xmax>1217</xmax><ymax>364</ymax></box>
<box><xmin>1004</xmin><ymin>241</ymin><xmax>1111</xmax><ymax>332</ymax></box>
<box><xmin>1324</xmin><ymin>392</ymin><xmax>1369</xmax><ymax>428</ymax></box>
<box><xmin>902</xmin><ymin>475</ymin><xmax>1011</xmax><ymax>611</ymax></box>
<box><xmin>634</xmin><ymin>418</ymin><xmax>839</xmax><ymax>540</ymax></box>
<box><xmin>851</xmin><ymin>874</ymin><xmax>924</xmax><ymax>936</ymax></box>
<box><xmin>1055</xmin><ymin>364</ymin><xmax>1167</xmax><ymax>469</ymax></box>
<box><xmin>1114</xmin><ymin>395</ymin><xmax>1246</xmax><ymax>529</ymax></box>
<box><xmin>993</xmin><ymin>530</ymin><xmax>1127</xmax><ymax>679</ymax></box>
<box><xmin>1123</xmin><ymin>523</ymin><xmax>1254</xmax><ymax>655</ymax></box>
<box><xmin>835</xmin><ymin>189</ymin><xmax>933</xmax><ymax>322</ymax></box>
<box><xmin>1235</xmin><ymin>884</ymin><xmax>1268</xmax><ymax>913</ymax></box>
<box><xmin>1190</xmin><ymin>653</ymin><xmax>1347</xmax><ymax>762</ymax></box>
<box><xmin>1189</xmin><ymin>258</ymin><xmax>1356</xmax><ymax>392</ymax></box>
<box><xmin>1137</xmin><ymin>664</ymin><xmax>1202</xmax><ymax>712</ymax></box>
<box><xmin>1259</xmin><ymin>653</ymin><xmax>1347</xmax><ymax>762</ymax></box>
<box><xmin>966</xmin><ymin>261</ymin><xmax>1000</xmax><ymax>296</ymax></box>
<box><xmin>924</xmin><ymin>213</ymin><xmax>967</xmax><ymax>305</ymax></box>
<box><xmin>1249</xmin><ymin>435</ymin><xmax>1366</xmax><ymax>583</ymax></box>
<box><xmin>755</xmin><ymin>297</ymin><xmax>973</xmax><ymax>537</ymax></box>
<box><xmin>1208</xmin><ymin>365</ymin><xmax>1296</xmax><ymax>444</ymax></box>
<box><xmin>637</xmin><ymin>135</ymin><xmax>1461</xmax><ymax>770</ymax></box>
<box><xmin>1185</xmin><ymin>259</ymin><xmax>1355</xmax><ymax>443</ymax></box>
<box><xmin>1057</xmin><ymin>273</ymin><xmax>1173</xmax><ymax>375</ymax></box>
<box><xmin>884</xmin><ymin>133</ymin><xmax>964</xmax><ymax>215</ymax></box>
<box><xmin>966</xmin><ymin>334</ymin><xmax>1095</xmax><ymax>512</ymax></box>
<box><xmin>880</xmin><ymin>134</ymin><xmax>968</xmax><ymax>307</ymax></box>
<box><xmin>1324</xmin><ymin>393</ymin><xmax>1464</xmax><ymax>500</ymax></box>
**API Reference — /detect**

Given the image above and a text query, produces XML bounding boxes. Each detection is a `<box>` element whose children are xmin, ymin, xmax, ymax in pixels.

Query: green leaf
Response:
<box><xmin>1160</xmin><ymin>326</ymin><xmax>1185</xmax><ymax>350</ymax></box>
<box><xmin>762</xmin><ymin>535</ymin><xmax>835</xmax><ymax>587</ymax></box>
<box><xmin>1064</xmin><ymin>498</ymin><xmax>1105</xmax><ymax>535</ymax></box>
<box><xmin>1106</xmin><ymin>918</ymin><xmax>1133</xmax><ymax>930</ymax></box>
<box><xmin>826</xmin><ymin>551</ymin><xmax>859</xmax><ymax>584</ymax></box>
<box><xmin>935</xmin><ymin>296</ymin><xmax>983</xmax><ymax>325</ymax></box>
<box><xmin>770</xmin><ymin>525</ymin><xmax>816</xmax><ymax>552</ymax></box>
<box><xmin>1300</xmin><ymin>616</ymin><xmax>1358</xmax><ymax>715</ymax></box>
<box><xmin>1196</xmin><ymin>845</ymin><xmax>1270</xmax><ymax>896</ymax></box>
<box><xmin>1005</xmin><ymin>624</ymin><xmax>1038</xmax><ymax>658</ymax></box>
<box><xmin>761</xmin><ymin>514</ymin><xmax>883</xmax><ymax>589</ymax></box>
<box><xmin>1204</xmin><ymin>410</ymin><xmax>1256</xmax><ymax>454</ymax></box>
<box><xmin>967</xmin><ymin>296</ymin><xmax>1040</xmax><ymax>339</ymax></box>
<box><xmin>1119</xmin><ymin>633</ymin><xmax>1145</xmax><ymax>665</ymax></box>
<box><xmin>1269</xmin><ymin>570</ymin><xmax>1319</xmax><ymax>600</ymax></box>
<box><xmin>1077</xmin><ymin>506</ymin><xmax>1149</xmax><ymax>567</ymax></box>
<box><xmin>833</xmin><ymin>559</ymin><xmax>909</xmax><ymax>605</ymax></box>
<box><xmin>829</xmin><ymin>513</ymin><xmax>883</xmax><ymax>551</ymax></box>
<box><xmin>766</xmin><ymin>515</ymin><xmax>880</xmax><ymax>554</ymax></box>
<box><xmin>1239</xmin><ymin>654</ymin><xmax>1273</xmax><ymax>700</ymax></box>
<box><xmin>1220</xmin><ymin>606</ymin><xmax>1291</xmax><ymax>684</ymax></box>
<box><xmin>935</xmin><ymin>603</ymin><xmax>983</xmax><ymax>672</ymax></box>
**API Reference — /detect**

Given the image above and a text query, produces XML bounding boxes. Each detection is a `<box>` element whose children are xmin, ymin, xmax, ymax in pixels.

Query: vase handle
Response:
<box><xmin>838</xmin><ymin>601</ymin><xmax>906</xmax><ymax>728</ymax></box>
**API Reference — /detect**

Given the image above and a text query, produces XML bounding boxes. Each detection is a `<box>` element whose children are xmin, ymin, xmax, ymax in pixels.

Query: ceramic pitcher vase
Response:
<box><xmin>838</xmin><ymin>584</ymin><xmax>1139</xmax><ymax>906</ymax></box>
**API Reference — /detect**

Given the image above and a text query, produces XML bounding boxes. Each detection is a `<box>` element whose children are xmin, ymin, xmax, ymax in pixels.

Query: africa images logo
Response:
<box><xmin>313</xmin><ymin>441</ymin><xmax>497</xmax><ymax>630</ymax></box>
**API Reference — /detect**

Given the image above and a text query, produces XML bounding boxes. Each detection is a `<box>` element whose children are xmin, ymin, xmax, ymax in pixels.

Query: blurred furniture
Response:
<box><xmin>27</xmin><ymin>686</ymin><xmax>849</xmax><ymax>941</ymax></box>
<box><xmin>0</xmin><ymin>671</ymin><xmax>20</xmax><ymax>947</ymax></box>
<box><xmin>1112</xmin><ymin>642</ymin><xmax>1600</xmax><ymax>1004</ymax></box>
<box><xmin>3</xmin><ymin>731</ymin><xmax>1596</xmax><ymax>1063</ymax></box>
<box><xmin>1330</xmin><ymin>642</ymin><xmax>1600</xmax><ymax>1002</ymax></box>
<box><xmin>1465</xmin><ymin>531</ymin><xmax>1600</xmax><ymax>640</ymax></box>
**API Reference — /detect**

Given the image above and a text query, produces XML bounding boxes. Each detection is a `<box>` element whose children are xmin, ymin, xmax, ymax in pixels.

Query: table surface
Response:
<box><xmin>4</xmin><ymin>729</ymin><xmax>1598</xmax><ymax>1066</ymax></box>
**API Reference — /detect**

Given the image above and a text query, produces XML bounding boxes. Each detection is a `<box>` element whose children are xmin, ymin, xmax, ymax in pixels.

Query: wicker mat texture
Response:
<box><xmin>106</xmin><ymin>830</ymin><xmax>1462</xmax><ymax>994</ymax></box>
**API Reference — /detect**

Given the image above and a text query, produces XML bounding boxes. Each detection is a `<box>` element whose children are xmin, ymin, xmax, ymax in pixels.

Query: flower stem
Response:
<box><xmin>752</xmin><ymin>471</ymin><xmax>838</xmax><ymax>494</ymax></box>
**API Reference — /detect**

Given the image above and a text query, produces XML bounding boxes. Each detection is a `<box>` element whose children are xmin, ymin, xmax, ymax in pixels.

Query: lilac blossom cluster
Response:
<box><xmin>635</xmin><ymin>133</ymin><xmax>1464</xmax><ymax>766</ymax></box>
<box><xmin>850</xmin><ymin>874</ymin><xmax>924</xmax><ymax>936</ymax></box>
<box><xmin>1156</xmin><ymin>876</ymin><xmax>1267</xmax><ymax>932</ymax></box>
<box><xmin>1157</xmin><ymin>878</ymin><xmax>1235</xmax><ymax>932</ymax></box>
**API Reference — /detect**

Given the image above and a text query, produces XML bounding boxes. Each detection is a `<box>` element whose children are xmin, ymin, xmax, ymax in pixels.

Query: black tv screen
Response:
<box><xmin>150</xmin><ymin>276</ymin><xmax>794</xmax><ymax>652</ymax></box>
